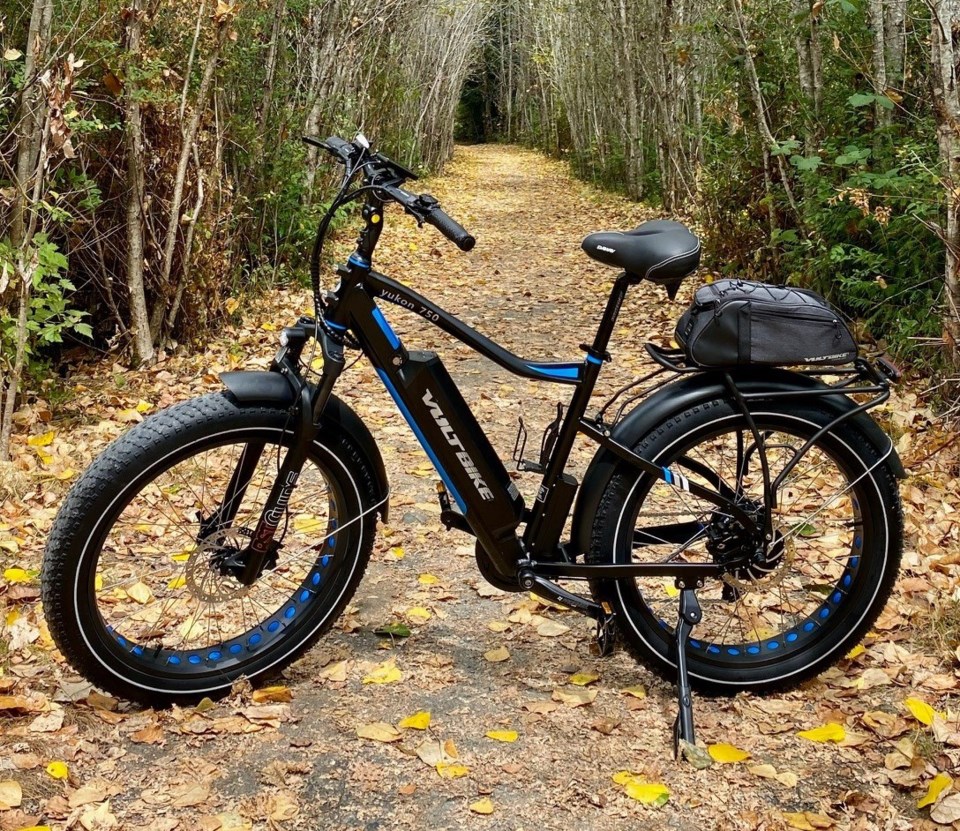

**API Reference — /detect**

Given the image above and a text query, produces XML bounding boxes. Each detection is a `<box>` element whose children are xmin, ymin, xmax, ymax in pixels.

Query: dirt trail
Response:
<box><xmin>1</xmin><ymin>145</ymin><xmax>955</xmax><ymax>831</ymax></box>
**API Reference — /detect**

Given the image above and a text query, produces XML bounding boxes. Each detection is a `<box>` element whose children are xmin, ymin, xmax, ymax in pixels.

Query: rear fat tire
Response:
<box><xmin>588</xmin><ymin>399</ymin><xmax>903</xmax><ymax>695</ymax></box>
<box><xmin>42</xmin><ymin>393</ymin><xmax>379</xmax><ymax>706</ymax></box>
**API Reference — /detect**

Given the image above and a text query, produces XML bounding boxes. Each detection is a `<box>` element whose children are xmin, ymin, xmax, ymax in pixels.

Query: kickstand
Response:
<box><xmin>672</xmin><ymin>584</ymin><xmax>703</xmax><ymax>759</ymax></box>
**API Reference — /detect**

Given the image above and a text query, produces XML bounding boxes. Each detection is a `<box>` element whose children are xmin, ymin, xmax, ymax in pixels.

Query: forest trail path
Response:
<box><xmin>2</xmin><ymin>145</ymin><xmax>950</xmax><ymax>831</ymax></box>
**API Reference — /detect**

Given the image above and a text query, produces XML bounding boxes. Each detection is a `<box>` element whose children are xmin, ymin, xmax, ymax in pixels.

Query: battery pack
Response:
<box><xmin>390</xmin><ymin>351</ymin><xmax>524</xmax><ymax>557</ymax></box>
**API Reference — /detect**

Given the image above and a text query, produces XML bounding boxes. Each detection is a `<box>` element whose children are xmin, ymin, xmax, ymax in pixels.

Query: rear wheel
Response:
<box><xmin>42</xmin><ymin>393</ymin><xmax>379</xmax><ymax>705</ymax></box>
<box><xmin>588</xmin><ymin>398</ymin><xmax>902</xmax><ymax>694</ymax></box>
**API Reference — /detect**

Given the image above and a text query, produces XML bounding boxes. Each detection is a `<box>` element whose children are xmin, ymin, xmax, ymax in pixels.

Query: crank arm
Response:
<box><xmin>518</xmin><ymin>568</ymin><xmax>605</xmax><ymax>619</ymax></box>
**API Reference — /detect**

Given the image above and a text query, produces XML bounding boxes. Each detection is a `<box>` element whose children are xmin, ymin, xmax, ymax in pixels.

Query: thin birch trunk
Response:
<box><xmin>1</xmin><ymin>0</ymin><xmax>53</xmax><ymax>461</ymax></box>
<box><xmin>152</xmin><ymin>19</ymin><xmax>229</xmax><ymax>341</ymax></box>
<box><xmin>931</xmin><ymin>0</ymin><xmax>960</xmax><ymax>368</ymax></box>
<box><xmin>123</xmin><ymin>0</ymin><xmax>155</xmax><ymax>365</ymax></box>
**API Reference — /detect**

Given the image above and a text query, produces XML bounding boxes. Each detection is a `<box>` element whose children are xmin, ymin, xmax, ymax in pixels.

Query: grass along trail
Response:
<box><xmin>0</xmin><ymin>144</ymin><xmax>958</xmax><ymax>831</ymax></box>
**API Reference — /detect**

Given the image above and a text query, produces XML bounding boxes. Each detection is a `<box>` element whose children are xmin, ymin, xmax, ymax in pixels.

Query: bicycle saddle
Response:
<box><xmin>581</xmin><ymin>219</ymin><xmax>701</xmax><ymax>299</ymax></box>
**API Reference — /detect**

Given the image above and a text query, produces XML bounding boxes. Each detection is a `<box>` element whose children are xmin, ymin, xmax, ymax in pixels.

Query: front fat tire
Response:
<box><xmin>588</xmin><ymin>399</ymin><xmax>903</xmax><ymax>696</ymax></box>
<box><xmin>42</xmin><ymin>393</ymin><xmax>379</xmax><ymax>706</ymax></box>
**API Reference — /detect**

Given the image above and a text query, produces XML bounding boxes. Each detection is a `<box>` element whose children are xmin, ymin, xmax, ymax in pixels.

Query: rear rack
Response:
<box><xmin>595</xmin><ymin>341</ymin><xmax>895</xmax><ymax>438</ymax></box>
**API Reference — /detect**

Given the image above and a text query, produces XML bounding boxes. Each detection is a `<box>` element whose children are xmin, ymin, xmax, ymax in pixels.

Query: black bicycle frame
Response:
<box><xmin>310</xmin><ymin>258</ymin><xmax>760</xmax><ymax>586</ymax></box>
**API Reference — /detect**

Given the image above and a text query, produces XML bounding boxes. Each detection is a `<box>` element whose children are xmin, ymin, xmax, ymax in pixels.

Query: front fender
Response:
<box><xmin>570</xmin><ymin>368</ymin><xmax>904</xmax><ymax>556</ymax></box>
<box><xmin>220</xmin><ymin>370</ymin><xmax>389</xmax><ymax>521</ymax></box>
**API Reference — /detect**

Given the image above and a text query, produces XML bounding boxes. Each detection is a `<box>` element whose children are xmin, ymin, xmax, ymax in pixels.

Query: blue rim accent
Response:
<box><xmin>347</xmin><ymin>253</ymin><xmax>370</xmax><ymax>269</ymax></box>
<box><xmin>375</xmin><ymin>368</ymin><xmax>467</xmax><ymax>512</ymax></box>
<box><xmin>585</xmin><ymin>354</ymin><xmax>603</xmax><ymax>365</ymax></box>
<box><xmin>372</xmin><ymin>306</ymin><xmax>401</xmax><ymax>350</ymax></box>
<box><xmin>658</xmin><ymin>521</ymin><xmax>865</xmax><ymax>662</ymax></box>
<box><xmin>109</xmin><ymin>514</ymin><xmax>342</xmax><ymax>671</ymax></box>
<box><xmin>524</xmin><ymin>362</ymin><xmax>582</xmax><ymax>380</ymax></box>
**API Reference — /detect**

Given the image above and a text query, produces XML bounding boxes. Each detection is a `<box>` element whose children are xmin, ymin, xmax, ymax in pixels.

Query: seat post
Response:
<box><xmin>588</xmin><ymin>271</ymin><xmax>635</xmax><ymax>361</ymax></box>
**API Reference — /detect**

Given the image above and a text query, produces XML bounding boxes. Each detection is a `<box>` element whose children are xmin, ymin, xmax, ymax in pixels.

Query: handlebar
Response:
<box><xmin>425</xmin><ymin>206</ymin><xmax>476</xmax><ymax>252</ymax></box>
<box><xmin>304</xmin><ymin>133</ymin><xmax>475</xmax><ymax>252</ymax></box>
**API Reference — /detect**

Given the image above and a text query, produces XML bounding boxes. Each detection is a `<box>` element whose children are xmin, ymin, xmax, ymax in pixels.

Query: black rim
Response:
<box><xmin>77</xmin><ymin>427</ymin><xmax>361</xmax><ymax>683</ymax></box>
<box><xmin>616</xmin><ymin>413</ymin><xmax>878</xmax><ymax>670</ymax></box>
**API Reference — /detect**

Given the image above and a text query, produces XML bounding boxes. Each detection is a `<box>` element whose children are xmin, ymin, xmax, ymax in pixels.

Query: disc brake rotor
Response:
<box><xmin>185</xmin><ymin>529</ymin><xmax>252</xmax><ymax>603</ymax></box>
<box><xmin>721</xmin><ymin>531</ymin><xmax>796</xmax><ymax>592</ymax></box>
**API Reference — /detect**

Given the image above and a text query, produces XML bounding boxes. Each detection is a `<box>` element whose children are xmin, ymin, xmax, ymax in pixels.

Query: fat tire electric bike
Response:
<box><xmin>42</xmin><ymin>134</ymin><xmax>905</xmax><ymax>753</ymax></box>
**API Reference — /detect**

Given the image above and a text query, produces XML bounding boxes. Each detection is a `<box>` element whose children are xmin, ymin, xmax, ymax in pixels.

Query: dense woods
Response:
<box><xmin>3</xmin><ymin>0</ymin><xmax>960</xmax><ymax>459</ymax></box>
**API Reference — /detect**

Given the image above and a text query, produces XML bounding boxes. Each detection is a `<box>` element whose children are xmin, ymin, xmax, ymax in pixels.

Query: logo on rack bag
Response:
<box><xmin>422</xmin><ymin>389</ymin><xmax>494</xmax><ymax>501</ymax></box>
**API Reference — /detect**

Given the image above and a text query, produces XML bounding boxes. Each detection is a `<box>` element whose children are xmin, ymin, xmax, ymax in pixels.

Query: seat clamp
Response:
<box><xmin>580</xmin><ymin>343</ymin><xmax>611</xmax><ymax>363</ymax></box>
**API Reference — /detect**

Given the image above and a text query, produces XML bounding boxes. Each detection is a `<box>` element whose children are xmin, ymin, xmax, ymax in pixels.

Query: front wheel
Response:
<box><xmin>588</xmin><ymin>398</ymin><xmax>903</xmax><ymax>695</ymax></box>
<box><xmin>42</xmin><ymin>393</ymin><xmax>380</xmax><ymax>706</ymax></box>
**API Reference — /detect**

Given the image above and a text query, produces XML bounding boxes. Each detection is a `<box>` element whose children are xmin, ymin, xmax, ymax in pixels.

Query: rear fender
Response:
<box><xmin>570</xmin><ymin>368</ymin><xmax>904</xmax><ymax>556</ymax></box>
<box><xmin>220</xmin><ymin>370</ymin><xmax>389</xmax><ymax>521</ymax></box>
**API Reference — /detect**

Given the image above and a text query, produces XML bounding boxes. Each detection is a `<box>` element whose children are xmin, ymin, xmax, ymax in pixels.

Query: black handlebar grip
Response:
<box><xmin>426</xmin><ymin>208</ymin><xmax>476</xmax><ymax>252</ymax></box>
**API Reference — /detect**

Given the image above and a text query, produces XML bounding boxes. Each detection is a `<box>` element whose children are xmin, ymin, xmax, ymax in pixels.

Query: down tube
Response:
<box><xmin>351</xmin><ymin>290</ymin><xmax>528</xmax><ymax>578</ymax></box>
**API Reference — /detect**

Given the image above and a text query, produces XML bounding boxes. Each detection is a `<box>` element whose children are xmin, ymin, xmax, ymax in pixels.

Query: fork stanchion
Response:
<box><xmin>672</xmin><ymin>584</ymin><xmax>702</xmax><ymax>758</ymax></box>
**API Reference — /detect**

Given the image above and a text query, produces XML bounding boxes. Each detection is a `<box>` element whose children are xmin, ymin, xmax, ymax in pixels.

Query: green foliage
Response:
<box><xmin>0</xmin><ymin>236</ymin><xmax>92</xmax><ymax>374</ymax></box>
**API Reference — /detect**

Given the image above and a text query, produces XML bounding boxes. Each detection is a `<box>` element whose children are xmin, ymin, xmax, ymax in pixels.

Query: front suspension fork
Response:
<box><xmin>236</xmin><ymin>330</ymin><xmax>345</xmax><ymax>586</ymax></box>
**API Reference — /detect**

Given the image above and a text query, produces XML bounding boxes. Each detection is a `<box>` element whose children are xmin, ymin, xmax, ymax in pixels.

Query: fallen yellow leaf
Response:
<box><xmin>469</xmin><ymin>797</ymin><xmax>494</xmax><ymax>815</ymax></box>
<box><xmin>126</xmin><ymin>581</ymin><xmax>153</xmax><ymax>604</ymax></box>
<box><xmin>27</xmin><ymin>431</ymin><xmax>55</xmax><ymax>447</ymax></box>
<box><xmin>484</xmin><ymin>646</ymin><xmax>510</xmax><ymax>662</ymax></box>
<box><xmin>418</xmin><ymin>573</ymin><xmax>439</xmax><ymax>585</ymax></box>
<box><xmin>3</xmin><ymin>568</ymin><xmax>31</xmax><ymax>584</ymax></box>
<box><xmin>362</xmin><ymin>660</ymin><xmax>402</xmax><ymax>685</ymax></box>
<box><xmin>406</xmin><ymin>607</ymin><xmax>431</xmax><ymax>621</ymax></box>
<box><xmin>435</xmin><ymin>762</ymin><xmax>469</xmax><ymax>779</ymax></box>
<box><xmin>845</xmin><ymin>644</ymin><xmax>865</xmax><ymax>659</ymax></box>
<box><xmin>0</xmin><ymin>779</ymin><xmax>22</xmax><ymax>808</ymax></box>
<box><xmin>167</xmin><ymin>575</ymin><xmax>186</xmax><ymax>590</ymax></box>
<box><xmin>621</xmin><ymin>685</ymin><xmax>646</xmax><ymax>699</ymax></box>
<box><xmin>252</xmin><ymin>685</ymin><xmax>292</xmax><ymax>703</ymax></box>
<box><xmin>388</xmin><ymin>546</ymin><xmax>404</xmax><ymax>559</ymax></box>
<box><xmin>569</xmin><ymin>671</ymin><xmax>600</xmax><ymax>686</ymax></box>
<box><xmin>783</xmin><ymin>813</ymin><xmax>816</xmax><ymax>831</ymax></box>
<box><xmin>612</xmin><ymin>770</ymin><xmax>638</xmax><ymax>786</ymax></box>
<box><xmin>45</xmin><ymin>761</ymin><xmax>69</xmax><ymax>780</ymax></box>
<box><xmin>707</xmin><ymin>743</ymin><xmax>751</xmax><ymax>763</ymax></box>
<box><xmin>797</xmin><ymin>722</ymin><xmax>845</xmax><ymax>743</ymax></box>
<box><xmin>319</xmin><ymin>660</ymin><xmax>347</xmax><ymax>682</ymax></box>
<box><xmin>356</xmin><ymin>722</ymin><xmax>402</xmax><ymax>742</ymax></box>
<box><xmin>918</xmin><ymin>772</ymin><xmax>953</xmax><ymax>809</ymax></box>
<box><xmin>904</xmin><ymin>697</ymin><xmax>944</xmax><ymax>726</ymax></box>
<box><xmin>135</xmin><ymin>400</ymin><xmax>152</xmax><ymax>414</ymax></box>
<box><xmin>485</xmin><ymin>729</ymin><xmax>518</xmax><ymax>743</ymax></box>
<box><xmin>398</xmin><ymin>711</ymin><xmax>431</xmax><ymax>730</ymax></box>
<box><xmin>624</xmin><ymin>781</ymin><xmax>670</xmax><ymax>806</ymax></box>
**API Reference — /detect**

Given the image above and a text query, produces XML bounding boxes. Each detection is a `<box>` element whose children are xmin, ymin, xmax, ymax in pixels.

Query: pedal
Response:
<box><xmin>595</xmin><ymin>604</ymin><xmax>617</xmax><ymax>657</ymax></box>
<box><xmin>436</xmin><ymin>482</ymin><xmax>472</xmax><ymax>534</ymax></box>
<box><xmin>436</xmin><ymin>481</ymin><xmax>451</xmax><ymax>512</ymax></box>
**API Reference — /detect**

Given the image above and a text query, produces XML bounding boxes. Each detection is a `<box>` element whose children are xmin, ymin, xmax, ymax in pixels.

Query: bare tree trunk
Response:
<box><xmin>123</xmin><ymin>0</ymin><xmax>155</xmax><ymax>365</ymax></box>
<box><xmin>931</xmin><ymin>0</ymin><xmax>960</xmax><ymax>368</ymax></box>
<box><xmin>884</xmin><ymin>0</ymin><xmax>908</xmax><ymax>89</ymax></box>
<box><xmin>152</xmin><ymin>17</ymin><xmax>229</xmax><ymax>341</ymax></box>
<box><xmin>867</xmin><ymin>0</ymin><xmax>890</xmax><ymax>126</ymax></box>
<box><xmin>729</xmin><ymin>0</ymin><xmax>800</xmax><ymax>219</ymax></box>
<box><xmin>0</xmin><ymin>0</ymin><xmax>53</xmax><ymax>461</ymax></box>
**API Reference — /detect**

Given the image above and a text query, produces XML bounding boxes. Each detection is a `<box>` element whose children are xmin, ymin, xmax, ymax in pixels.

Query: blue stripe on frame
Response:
<box><xmin>375</xmin><ymin>368</ymin><xmax>467</xmax><ymax>512</ymax></box>
<box><xmin>525</xmin><ymin>362</ymin><xmax>582</xmax><ymax>380</ymax></box>
<box><xmin>372</xmin><ymin>306</ymin><xmax>401</xmax><ymax>349</ymax></box>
